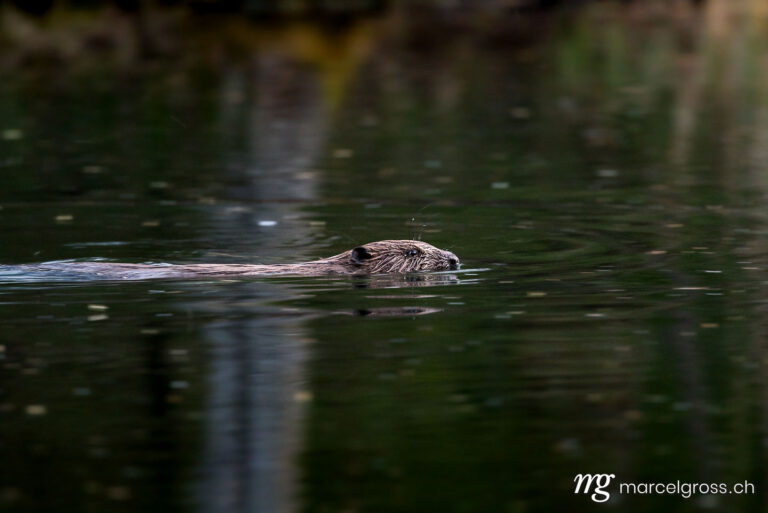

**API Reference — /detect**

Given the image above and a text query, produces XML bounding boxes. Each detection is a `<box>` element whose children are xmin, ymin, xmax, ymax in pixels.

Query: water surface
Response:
<box><xmin>1</xmin><ymin>3</ymin><xmax>767</xmax><ymax>512</ymax></box>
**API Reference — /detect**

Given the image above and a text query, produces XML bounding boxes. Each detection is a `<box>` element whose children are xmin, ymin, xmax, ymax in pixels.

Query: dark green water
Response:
<box><xmin>2</xmin><ymin>4</ymin><xmax>768</xmax><ymax>512</ymax></box>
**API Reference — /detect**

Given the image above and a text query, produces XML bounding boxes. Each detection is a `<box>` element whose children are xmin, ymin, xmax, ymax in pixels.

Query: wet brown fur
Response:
<box><xmin>25</xmin><ymin>240</ymin><xmax>460</xmax><ymax>280</ymax></box>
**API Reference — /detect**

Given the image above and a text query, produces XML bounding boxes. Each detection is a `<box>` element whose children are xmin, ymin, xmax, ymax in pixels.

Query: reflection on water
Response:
<box><xmin>1</xmin><ymin>1</ymin><xmax>768</xmax><ymax>512</ymax></box>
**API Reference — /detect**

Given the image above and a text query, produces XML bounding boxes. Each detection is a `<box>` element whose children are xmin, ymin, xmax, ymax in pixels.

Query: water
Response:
<box><xmin>1</xmin><ymin>2</ymin><xmax>767</xmax><ymax>512</ymax></box>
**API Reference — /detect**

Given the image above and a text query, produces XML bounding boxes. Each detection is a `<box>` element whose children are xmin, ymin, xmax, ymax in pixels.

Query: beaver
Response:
<box><xmin>4</xmin><ymin>240</ymin><xmax>460</xmax><ymax>281</ymax></box>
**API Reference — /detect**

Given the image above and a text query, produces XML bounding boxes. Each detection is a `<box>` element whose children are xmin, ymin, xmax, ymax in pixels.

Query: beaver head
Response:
<box><xmin>333</xmin><ymin>240</ymin><xmax>460</xmax><ymax>274</ymax></box>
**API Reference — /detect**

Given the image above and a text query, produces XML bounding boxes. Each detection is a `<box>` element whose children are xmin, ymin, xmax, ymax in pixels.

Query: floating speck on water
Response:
<box><xmin>309</xmin><ymin>220</ymin><xmax>326</xmax><ymax>227</ymax></box>
<box><xmin>509</xmin><ymin>107</ymin><xmax>530</xmax><ymax>119</ymax></box>
<box><xmin>87</xmin><ymin>304</ymin><xmax>108</xmax><ymax>311</ymax></box>
<box><xmin>2</xmin><ymin>129</ymin><xmax>23</xmax><ymax>140</ymax></box>
<box><xmin>491</xmin><ymin>182</ymin><xmax>509</xmax><ymax>189</ymax></box>
<box><xmin>25</xmin><ymin>405</ymin><xmax>47</xmax><ymax>416</ymax></box>
<box><xmin>55</xmin><ymin>214</ymin><xmax>73</xmax><ymax>223</ymax></box>
<box><xmin>554</xmin><ymin>437</ymin><xmax>580</xmax><ymax>454</ymax></box>
<box><xmin>295</xmin><ymin>171</ymin><xmax>316</xmax><ymax>180</ymax></box>
<box><xmin>485</xmin><ymin>396</ymin><xmax>504</xmax><ymax>407</ymax></box>
<box><xmin>527</xmin><ymin>291</ymin><xmax>546</xmax><ymax>297</ymax></box>
<box><xmin>332</xmin><ymin>148</ymin><xmax>353</xmax><ymax>158</ymax></box>
<box><xmin>82</xmin><ymin>165</ymin><xmax>103</xmax><ymax>174</ymax></box>
<box><xmin>106</xmin><ymin>486</ymin><xmax>131</xmax><ymax>501</ymax></box>
<box><xmin>293</xmin><ymin>390</ymin><xmax>313</xmax><ymax>403</ymax></box>
<box><xmin>585</xmin><ymin>313</ymin><xmax>605</xmax><ymax>318</ymax></box>
<box><xmin>1</xmin><ymin>487</ymin><xmax>21</xmax><ymax>502</ymax></box>
<box><xmin>88</xmin><ymin>314</ymin><xmax>108</xmax><ymax>322</ymax></box>
<box><xmin>141</xmin><ymin>220</ymin><xmax>159</xmax><ymax>227</ymax></box>
<box><xmin>704</xmin><ymin>270</ymin><xmax>722</xmax><ymax>274</ymax></box>
<box><xmin>700</xmin><ymin>323</ymin><xmax>719</xmax><ymax>329</ymax></box>
<box><xmin>597</xmin><ymin>168</ymin><xmax>618</xmax><ymax>178</ymax></box>
<box><xmin>258</xmin><ymin>220</ymin><xmax>277</xmax><ymax>227</ymax></box>
<box><xmin>665</xmin><ymin>223</ymin><xmax>683</xmax><ymax>228</ymax></box>
<box><xmin>696</xmin><ymin>493</ymin><xmax>718</xmax><ymax>510</ymax></box>
<box><xmin>647</xmin><ymin>250</ymin><xmax>666</xmax><ymax>255</ymax></box>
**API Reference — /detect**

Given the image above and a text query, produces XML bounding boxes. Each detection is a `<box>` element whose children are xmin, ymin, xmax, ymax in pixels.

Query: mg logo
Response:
<box><xmin>573</xmin><ymin>473</ymin><xmax>616</xmax><ymax>503</ymax></box>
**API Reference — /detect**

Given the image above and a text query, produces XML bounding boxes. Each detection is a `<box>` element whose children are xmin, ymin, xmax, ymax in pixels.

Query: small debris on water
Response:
<box><xmin>141</xmin><ymin>220</ymin><xmax>160</xmax><ymax>227</ymax></box>
<box><xmin>294</xmin><ymin>391</ymin><xmax>313</xmax><ymax>403</ymax></box>
<box><xmin>554</xmin><ymin>437</ymin><xmax>580</xmax><ymax>453</ymax></box>
<box><xmin>527</xmin><ymin>291</ymin><xmax>546</xmax><ymax>297</ymax></box>
<box><xmin>332</xmin><ymin>148</ymin><xmax>353</xmax><ymax>158</ymax></box>
<box><xmin>258</xmin><ymin>220</ymin><xmax>277</xmax><ymax>227</ymax></box>
<box><xmin>509</xmin><ymin>107</ymin><xmax>530</xmax><ymax>119</ymax></box>
<box><xmin>87</xmin><ymin>304</ymin><xmax>108</xmax><ymax>311</ymax></box>
<box><xmin>88</xmin><ymin>314</ymin><xmax>108</xmax><ymax>322</ymax></box>
<box><xmin>55</xmin><ymin>214</ymin><xmax>74</xmax><ymax>223</ymax></box>
<box><xmin>106</xmin><ymin>486</ymin><xmax>131</xmax><ymax>501</ymax></box>
<box><xmin>700</xmin><ymin>323</ymin><xmax>719</xmax><ymax>329</ymax></box>
<box><xmin>491</xmin><ymin>182</ymin><xmax>509</xmax><ymax>189</ymax></box>
<box><xmin>2</xmin><ymin>129</ymin><xmax>23</xmax><ymax>140</ymax></box>
<box><xmin>25</xmin><ymin>405</ymin><xmax>47</xmax><ymax>416</ymax></box>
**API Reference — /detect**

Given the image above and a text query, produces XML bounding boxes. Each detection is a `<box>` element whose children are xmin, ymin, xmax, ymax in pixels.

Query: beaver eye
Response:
<box><xmin>406</xmin><ymin>249</ymin><xmax>419</xmax><ymax>257</ymax></box>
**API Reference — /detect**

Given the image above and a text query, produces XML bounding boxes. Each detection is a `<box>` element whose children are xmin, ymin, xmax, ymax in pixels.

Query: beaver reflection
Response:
<box><xmin>348</xmin><ymin>306</ymin><xmax>443</xmax><ymax>317</ymax></box>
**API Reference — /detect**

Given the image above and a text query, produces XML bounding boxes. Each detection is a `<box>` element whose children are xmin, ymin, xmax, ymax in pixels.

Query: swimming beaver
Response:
<box><xmin>7</xmin><ymin>240</ymin><xmax>460</xmax><ymax>281</ymax></box>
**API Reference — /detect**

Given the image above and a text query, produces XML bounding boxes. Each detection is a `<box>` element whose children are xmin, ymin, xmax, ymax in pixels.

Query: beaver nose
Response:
<box><xmin>445</xmin><ymin>251</ymin><xmax>460</xmax><ymax>270</ymax></box>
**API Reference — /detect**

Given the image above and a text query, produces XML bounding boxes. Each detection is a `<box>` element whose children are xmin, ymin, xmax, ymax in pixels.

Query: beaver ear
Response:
<box><xmin>350</xmin><ymin>246</ymin><xmax>373</xmax><ymax>265</ymax></box>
